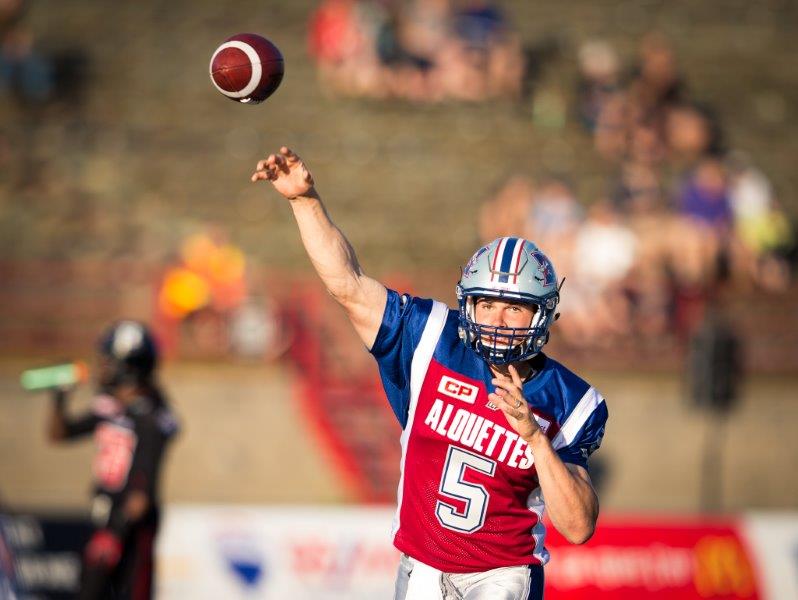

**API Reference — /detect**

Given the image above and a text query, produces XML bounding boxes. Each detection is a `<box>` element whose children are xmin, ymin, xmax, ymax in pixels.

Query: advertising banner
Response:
<box><xmin>156</xmin><ymin>506</ymin><xmax>400</xmax><ymax>600</ymax></box>
<box><xmin>157</xmin><ymin>508</ymin><xmax>798</xmax><ymax>600</ymax></box>
<box><xmin>545</xmin><ymin>517</ymin><xmax>762</xmax><ymax>599</ymax></box>
<box><xmin>0</xmin><ymin>513</ymin><xmax>92</xmax><ymax>599</ymax></box>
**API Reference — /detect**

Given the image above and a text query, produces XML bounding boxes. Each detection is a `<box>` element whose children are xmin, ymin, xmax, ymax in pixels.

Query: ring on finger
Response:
<box><xmin>515</xmin><ymin>399</ymin><xmax>522</xmax><ymax>409</ymax></box>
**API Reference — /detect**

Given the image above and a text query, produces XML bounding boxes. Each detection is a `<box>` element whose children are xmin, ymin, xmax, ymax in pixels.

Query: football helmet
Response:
<box><xmin>97</xmin><ymin>320</ymin><xmax>158</xmax><ymax>387</ymax></box>
<box><xmin>457</xmin><ymin>237</ymin><xmax>560</xmax><ymax>365</ymax></box>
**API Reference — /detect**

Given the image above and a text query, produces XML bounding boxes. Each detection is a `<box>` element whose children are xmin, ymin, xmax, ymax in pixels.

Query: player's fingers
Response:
<box><xmin>251</xmin><ymin>168</ymin><xmax>276</xmax><ymax>182</ymax></box>
<box><xmin>492</xmin><ymin>378</ymin><xmax>520</xmax><ymax>396</ymax></box>
<box><xmin>491</xmin><ymin>393</ymin><xmax>525</xmax><ymax>421</ymax></box>
<box><xmin>274</xmin><ymin>155</ymin><xmax>290</xmax><ymax>174</ymax></box>
<box><xmin>256</xmin><ymin>159</ymin><xmax>269</xmax><ymax>171</ymax></box>
<box><xmin>286</xmin><ymin>152</ymin><xmax>302</xmax><ymax>168</ymax></box>
<box><xmin>489</xmin><ymin>392</ymin><xmax>510</xmax><ymax>408</ymax></box>
<box><xmin>490</xmin><ymin>391</ymin><xmax>519</xmax><ymax>412</ymax></box>
<box><xmin>281</xmin><ymin>146</ymin><xmax>297</xmax><ymax>161</ymax></box>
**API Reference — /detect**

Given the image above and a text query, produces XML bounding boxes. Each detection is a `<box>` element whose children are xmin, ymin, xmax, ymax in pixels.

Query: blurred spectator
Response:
<box><xmin>572</xmin><ymin>200</ymin><xmax>637</xmax><ymax>293</ymax></box>
<box><xmin>375</xmin><ymin>3</ymin><xmax>437</xmax><ymax>101</ymax></box>
<box><xmin>0</xmin><ymin>0</ymin><xmax>54</xmax><ymax>103</ymax></box>
<box><xmin>229</xmin><ymin>295</ymin><xmax>292</xmax><ymax>361</ymax></box>
<box><xmin>576</xmin><ymin>39</ymin><xmax>621</xmax><ymax>132</ymax></box>
<box><xmin>480</xmin><ymin>174</ymin><xmax>583</xmax><ymax>289</ymax></box>
<box><xmin>477</xmin><ymin>174</ymin><xmax>534</xmax><ymax>241</ymax></box>
<box><xmin>450</xmin><ymin>0</ymin><xmax>522</xmax><ymax>100</ymax></box>
<box><xmin>593</xmin><ymin>91</ymin><xmax>630</xmax><ymax>161</ymax></box>
<box><xmin>558</xmin><ymin>200</ymin><xmax>636</xmax><ymax>348</ymax></box>
<box><xmin>155</xmin><ymin>228</ymin><xmax>284</xmax><ymax>360</ymax></box>
<box><xmin>523</xmin><ymin>176</ymin><xmax>583</xmax><ymax>273</ymax></box>
<box><xmin>308</xmin><ymin>0</ymin><xmax>363</xmax><ymax>65</ymax></box>
<box><xmin>308</xmin><ymin>0</ymin><xmax>383</xmax><ymax>98</ymax></box>
<box><xmin>180</xmin><ymin>230</ymin><xmax>248</xmax><ymax>313</ymax></box>
<box><xmin>676</xmin><ymin>158</ymin><xmax>733</xmax><ymax>231</ymax></box>
<box><xmin>308</xmin><ymin>0</ymin><xmax>526</xmax><ymax>104</ymax></box>
<box><xmin>628</xmin><ymin>32</ymin><xmax>684</xmax><ymax>125</ymax></box>
<box><xmin>451</xmin><ymin>0</ymin><xmax>505</xmax><ymax>49</ymax></box>
<box><xmin>611</xmin><ymin>160</ymin><xmax>662</xmax><ymax>214</ymax></box>
<box><xmin>0</xmin><ymin>0</ymin><xmax>88</xmax><ymax>109</ymax></box>
<box><xmin>665</xmin><ymin>102</ymin><xmax>723</xmax><ymax>164</ymax></box>
<box><xmin>628</xmin><ymin>120</ymin><xmax>667</xmax><ymax>166</ymax></box>
<box><xmin>727</xmin><ymin>152</ymin><xmax>796</xmax><ymax>290</ymax></box>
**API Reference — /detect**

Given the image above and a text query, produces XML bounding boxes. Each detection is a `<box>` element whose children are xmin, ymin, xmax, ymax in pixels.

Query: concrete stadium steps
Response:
<box><xmin>1</xmin><ymin>260</ymin><xmax>796</xmax><ymax>371</ymax></box>
<box><xmin>0</xmin><ymin>260</ymin><xmax>157</xmax><ymax>356</ymax></box>
<box><xmin>321</xmin><ymin>385</ymin><xmax>401</xmax><ymax>503</ymax></box>
<box><xmin>285</xmin><ymin>287</ymin><xmax>401</xmax><ymax>503</ymax></box>
<box><xmin>726</xmin><ymin>285</ymin><xmax>798</xmax><ymax>372</ymax></box>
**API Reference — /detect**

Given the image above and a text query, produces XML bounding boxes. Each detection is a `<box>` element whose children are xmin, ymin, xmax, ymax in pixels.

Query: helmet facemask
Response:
<box><xmin>458</xmin><ymin>289</ymin><xmax>558</xmax><ymax>365</ymax></box>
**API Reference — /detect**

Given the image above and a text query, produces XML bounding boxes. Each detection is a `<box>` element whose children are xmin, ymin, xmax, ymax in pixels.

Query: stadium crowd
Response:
<box><xmin>307</xmin><ymin>0</ymin><xmax>527</xmax><ymax>102</ymax></box>
<box><xmin>480</xmin><ymin>32</ymin><xmax>795</xmax><ymax>352</ymax></box>
<box><xmin>306</xmin><ymin>4</ymin><xmax>796</xmax><ymax>354</ymax></box>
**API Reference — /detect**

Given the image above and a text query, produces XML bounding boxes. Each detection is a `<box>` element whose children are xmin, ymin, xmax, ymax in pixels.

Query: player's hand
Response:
<box><xmin>51</xmin><ymin>386</ymin><xmax>72</xmax><ymax>407</ymax></box>
<box><xmin>85</xmin><ymin>529</ymin><xmax>123</xmax><ymax>569</ymax></box>
<box><xmin>251</xmin><ymin>146</ymin><xmax>315</xmax><ymax>199</ymax></box>
<box><xmin>490</xmin><ymin>365</ymin><xmax>543</xmax><ymax>443</ymax></box>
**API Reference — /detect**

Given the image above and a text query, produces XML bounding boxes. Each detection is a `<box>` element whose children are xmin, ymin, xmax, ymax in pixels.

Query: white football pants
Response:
<box><xmin>393</xmin><ymin>554</ymin><xmax>544</xmax><ymax>600</ymax></box>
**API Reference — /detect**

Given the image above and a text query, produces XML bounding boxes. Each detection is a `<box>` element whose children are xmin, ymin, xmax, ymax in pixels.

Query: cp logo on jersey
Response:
<box><xmin>438</xmin><ymin>376</ymin><xmax>479</xmax><ymax>404</ymax></box>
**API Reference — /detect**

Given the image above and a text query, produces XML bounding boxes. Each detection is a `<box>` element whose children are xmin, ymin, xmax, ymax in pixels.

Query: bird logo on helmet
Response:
<box><xmin>97</xmin><ymin>320</ymin><xmax>158</xmax><ymax>389</ymax></box>
<box><xmin>456</xmin><ymin>237</ymin><xmax>561</xmax><ymax>365</ymax></box>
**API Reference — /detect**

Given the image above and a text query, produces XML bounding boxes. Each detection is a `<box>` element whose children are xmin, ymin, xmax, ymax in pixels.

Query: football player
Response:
<box><xmin>47</xmin><ymin>321</ymin><xmax>178</xmax><ymax>600</ymax></box>
<box><xmin>252</xmin><ymin>147</ymin><xmax>608</xmax><ymax>600</ymax></box>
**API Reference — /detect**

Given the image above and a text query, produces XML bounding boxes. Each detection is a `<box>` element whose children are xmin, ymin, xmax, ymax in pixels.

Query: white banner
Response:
<box><xmin>743</xmin><ymin>513</ymin><xmax>798</xmax><ymax>600</ymax></box>
<box><xmin>156</xmin><ymin>505</ymin><xmax>399</xmax><ymax>600</ymax></box>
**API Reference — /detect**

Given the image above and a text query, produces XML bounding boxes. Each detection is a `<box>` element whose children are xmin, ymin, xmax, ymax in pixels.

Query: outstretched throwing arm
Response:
<box><xmin>252</xmin><ymin>147</ymin><xmax>387</xmax><ymax>348</ymax></box>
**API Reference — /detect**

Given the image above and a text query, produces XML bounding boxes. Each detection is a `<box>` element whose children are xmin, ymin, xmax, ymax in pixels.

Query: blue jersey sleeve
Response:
<box><xmin>556</xmin><ymin>400</ymin><xmax>608</xmax><ymax>469</ymax></box>
<box><xmin>370</xmin><ymin>289</ymin><xmax>434</xmax><ymax>427</ymax></box>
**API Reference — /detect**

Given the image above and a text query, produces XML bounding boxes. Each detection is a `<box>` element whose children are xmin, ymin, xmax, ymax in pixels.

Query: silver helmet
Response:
<box><xmin>457</xmin><ymin>237</ymin><xmax>560</xmax><ymax>364</ymax></box>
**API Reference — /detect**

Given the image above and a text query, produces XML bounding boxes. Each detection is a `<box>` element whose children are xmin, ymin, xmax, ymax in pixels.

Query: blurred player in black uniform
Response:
<box><xmin>47</xmin><ymin>320</ymin><xmax>178</xmax><ymax>600</ymax></box>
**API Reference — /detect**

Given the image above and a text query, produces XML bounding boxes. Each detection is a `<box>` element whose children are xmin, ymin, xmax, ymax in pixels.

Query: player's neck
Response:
<box><xmin>489</xmin><ymin>353</ymin><xmax>545</xmax><ymax>382</ymax></box>
<box><xmin>490</xmin><ymin>361</ymin><xmax>533</xmax><ymax>381</ymax></box>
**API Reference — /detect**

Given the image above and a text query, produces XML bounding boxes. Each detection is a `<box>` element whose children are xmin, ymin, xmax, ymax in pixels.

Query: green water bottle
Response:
<box><xmin>20</xmin><ymin>361</ymin><xmax>89</xmax><ymax>391</ymax></box>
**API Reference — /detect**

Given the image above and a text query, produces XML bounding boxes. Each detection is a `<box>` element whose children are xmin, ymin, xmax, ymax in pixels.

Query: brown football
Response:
<box><xmin>209</xmin><ymin>33</ymin><xmax>284</xmax><ymax>104</ymax></box>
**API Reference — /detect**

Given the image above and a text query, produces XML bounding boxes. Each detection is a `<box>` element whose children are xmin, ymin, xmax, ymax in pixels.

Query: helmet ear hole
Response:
<box><xmin>554</xmin><ymin>312</ymin><xmax>561</xmax><ymax>322</ymax></box>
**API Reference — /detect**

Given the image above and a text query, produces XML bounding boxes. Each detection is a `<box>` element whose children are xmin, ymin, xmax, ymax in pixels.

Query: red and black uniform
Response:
<box><xmin>57</xmin><ymin>388</ymin><xmax>178</xmax><ymax>600</ymax></box>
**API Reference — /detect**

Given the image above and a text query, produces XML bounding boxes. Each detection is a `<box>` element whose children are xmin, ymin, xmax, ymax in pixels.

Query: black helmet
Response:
<box><xmin>97</xmin><ymin>320</ymin><xmax>158</xmax><ymax>387</ymax></box>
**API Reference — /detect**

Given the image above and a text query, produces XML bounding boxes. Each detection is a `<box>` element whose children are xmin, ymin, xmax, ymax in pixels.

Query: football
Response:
<box><xmin>209</xmin><ymin>33</ymin><xmax>284</xmax><ymax>104</ymax></box>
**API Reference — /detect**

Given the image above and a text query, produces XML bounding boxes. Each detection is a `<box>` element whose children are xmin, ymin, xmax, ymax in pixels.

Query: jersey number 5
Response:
<box><xmin>435</xmin><ymin>445</ymin><xmax>496</xmax><ymax>533</ymax></box>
